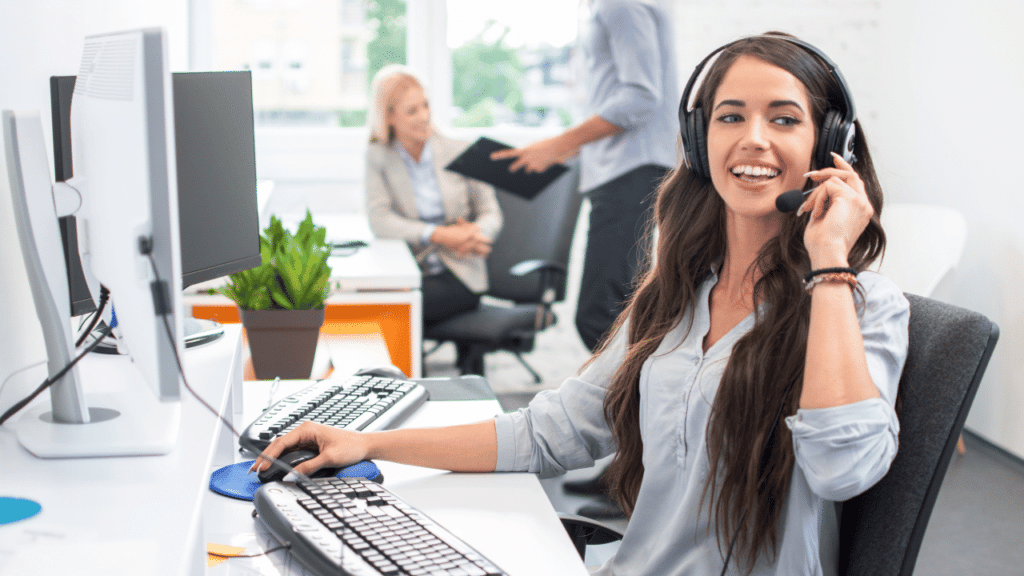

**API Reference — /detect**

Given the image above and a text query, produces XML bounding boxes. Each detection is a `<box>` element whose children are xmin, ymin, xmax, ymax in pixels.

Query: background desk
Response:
<box><xmin>185</xmin><ymin>238</ymin><xmax>423</xmax><ymax>378</ymax></box>
<box><xmin>0</xmin><ymin>326</ymin><xmax>244</xmax><ymax>576</ymax></box>
<box><xmin>202</xmin><ymin>378</ymin><xmax>589</xmax><ymax>576</ymax></box>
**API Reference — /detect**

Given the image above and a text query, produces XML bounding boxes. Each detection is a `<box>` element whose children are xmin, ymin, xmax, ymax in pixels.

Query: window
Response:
<box><xmin>445</xmin><ymin>0</ymin><xmax>580</xmax><ymax>128</ymax></box>
<box><xmin>207</xmin><ymin>0</ymin><xmax>405</xmax><ymax>127</ymax></box>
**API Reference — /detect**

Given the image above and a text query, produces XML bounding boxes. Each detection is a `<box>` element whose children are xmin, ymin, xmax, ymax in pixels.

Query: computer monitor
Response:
<box><xmin>49</xmin><ymin>76</ymin><xmax>97</xmax><ymax>317</ymax></box>
<box><xmin>173</xmin><ymin>71</ymin><xmax>262</xmax><ymax>288</ymax></box>
<box><xmin>49</xmin><ymin>71</ymin><xmax>261</xmax><ymax>307</ymax></box>
<box><xmin>1</xmin><ymin>27</ymin><xmax>183</xmax><ymax>458</ymax></box>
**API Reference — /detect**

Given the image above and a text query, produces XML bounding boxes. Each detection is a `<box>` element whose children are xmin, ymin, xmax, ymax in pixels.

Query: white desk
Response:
<box><xmin>0</xmin><ymin>325</ymin><xmax>244</xmax><ymax>576</ymax></box>
<box><xmin>184</xmin><ymin>234</ymin><xmax>423</xmax><ymax>378</ymax></box>
<box><xmin>202</xmin><ymin>379</ymin><xmax>589</xmax><ymax>576</ymax></box>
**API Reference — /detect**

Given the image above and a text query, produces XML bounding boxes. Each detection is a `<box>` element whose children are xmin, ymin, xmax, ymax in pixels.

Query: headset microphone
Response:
<box><xmin>776</xmin><ymin>189</ymin><xmax>811</xmax><ymax>213</ymax></box>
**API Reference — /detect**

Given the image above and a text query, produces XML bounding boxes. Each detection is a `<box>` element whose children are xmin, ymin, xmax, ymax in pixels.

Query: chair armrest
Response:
<box><xmin>509</xmin><ymin>259</ymin><xmax>566</xmax><ymax>278</ymax></box>
<box><xmin>558</xmin><ymin>512</ymin><xmax>625</xmax><ymax>560</ymax></box>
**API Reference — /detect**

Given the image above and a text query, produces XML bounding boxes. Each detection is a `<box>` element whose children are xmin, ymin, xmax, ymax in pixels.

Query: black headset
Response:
<box><xmin>679</xmin><ymin>35</ymin><xmax>858</xmax><ymax>180</ymax></box>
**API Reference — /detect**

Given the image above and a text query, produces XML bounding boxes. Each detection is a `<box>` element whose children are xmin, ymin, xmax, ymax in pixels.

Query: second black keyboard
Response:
<box><xmin>240</xmin><ymin>375</ymin><xmax>429</xmax><ymax>454</ymax></box>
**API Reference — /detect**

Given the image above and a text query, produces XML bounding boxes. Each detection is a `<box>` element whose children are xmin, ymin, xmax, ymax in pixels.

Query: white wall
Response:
<box><xmin>874</xmin><ymin>0</ymin><xmax>1024</xmax><ymax>459</ymax></box>
<box><xmin>0</xmin><ymin>0</ymin><xmax>189</xmax><ymax>231</ymax></box>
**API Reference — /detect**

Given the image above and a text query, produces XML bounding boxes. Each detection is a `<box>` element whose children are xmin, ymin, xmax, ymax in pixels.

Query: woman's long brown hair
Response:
<box><xmin>598</xmin><ymin>34</ymin><xmax>886</xmax><ymax>573</ymax></box>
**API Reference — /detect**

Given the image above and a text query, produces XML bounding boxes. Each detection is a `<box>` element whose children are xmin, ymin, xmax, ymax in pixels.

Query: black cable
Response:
<box><xmin>719</xmin><ymin>399</ymin><xmax>790</xmax><ymax>576</ymax></box>
<box><xmin>141</xmin><ymin>249</ymin><xmax>312</xmax><ymax>484</ymax></box>
<box><xmin>75</xmin><ymin>286</ymin><xmax>110</xmax><ymax>347</ymax></box>
<box><xmin>207</xmin><ymin>544</ymin><xmax>291</xmax><ymax>560</ymax></box>
<box><xmin>720</xmin><ymin>507</ymin><xmax>748</xmax><ymax>576</ymax></box>
<box><xmin>0</xmin><ymin>323</ymin><xmax>114</xmax><ymax>426</ymax></box>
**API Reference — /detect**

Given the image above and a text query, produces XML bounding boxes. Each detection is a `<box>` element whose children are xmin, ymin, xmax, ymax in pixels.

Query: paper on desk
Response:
<box><xmin>207</xmin><ymin>543</ymin><xmax>246</xmax><ymax>567</ymax></box>
<box><xmin>0</xmin><ymin>526</ymin><xmax>157</xmax><ymax>576</ymax></box>
<box><xmin>277</xmin><ymin>212</ymin><xmax>373</xmax><ymax>244</ymax></box>
<box><xmin>205</xmin><ymin>531</ymin><xmax>305</xmax><ymax>576</ymax></box>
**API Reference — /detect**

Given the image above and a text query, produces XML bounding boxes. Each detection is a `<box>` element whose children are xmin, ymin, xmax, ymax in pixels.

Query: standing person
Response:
<box><xmin>493</xmin><ymin>0</ymin><xmax>679</xmax><ymax>519</ymax></box>
<box><xmin>256</xmin><ymin>33</ymin><xmax>910</xmax><ymax>575</ymax></box>
<box><xmin>365</xmin><ymin>65</ymin><xmax>503</xmax><ymax>328</ymax></box>
<box><xmin>491</xmin><ymin>0</ymin><xmax>679</xmax><ymax>352</ymax></box>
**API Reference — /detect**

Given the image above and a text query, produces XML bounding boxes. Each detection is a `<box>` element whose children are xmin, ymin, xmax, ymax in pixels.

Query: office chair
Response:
<box><xmin>837</xmin><ymin>293</ymin><xmax>997</xmax><ymax>575</ymax></box>
<box><xmin>560</xmin><ymin>294</ymin><xmax>999</xmax><ymax>574</ymax></box>
<box><xmin>424</xmin><ymin>159</ymin><xmax>583</xmax><ymax>382</ymax></box>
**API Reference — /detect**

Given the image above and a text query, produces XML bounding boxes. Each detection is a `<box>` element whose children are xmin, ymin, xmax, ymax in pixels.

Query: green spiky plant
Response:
<box><xmin>217</xmin><ymin>211</ymin><xmax>333</xmax><ymax>310</ymax></box>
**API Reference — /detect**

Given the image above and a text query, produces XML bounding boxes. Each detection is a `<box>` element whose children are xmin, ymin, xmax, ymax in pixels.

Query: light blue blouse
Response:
<box><xmin>395</xmin><ymin>141</ymin><xmax>445</xmax><ymax>274</ymax></box>
<box><xmin>494</xmin><ymin>270</ymin><xmax>910</xmax><ymax>575</ymax></box>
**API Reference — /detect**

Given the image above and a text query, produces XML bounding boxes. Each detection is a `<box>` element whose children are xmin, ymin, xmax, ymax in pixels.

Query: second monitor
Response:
<box><xmin>50</xmin><ymin>71</ymin><xmax>261</xmax><ymax>321</ymax></box>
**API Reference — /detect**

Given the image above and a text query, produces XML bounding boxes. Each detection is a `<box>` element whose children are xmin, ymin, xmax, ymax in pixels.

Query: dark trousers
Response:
<box><xmin>575</xmin><ymin>164</ymin><xmax>667</xmax><ymax>352</ymax></box>
<box><xmin>422</xmin><ymin>269</ymin><xmax>480</xmax><ymax>327</ymax></box>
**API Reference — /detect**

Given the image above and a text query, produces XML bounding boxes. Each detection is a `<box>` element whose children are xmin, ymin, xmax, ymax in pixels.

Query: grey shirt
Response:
<box><xmin>578</xmin><ymin>0</ymin><xmax>680</xmax><ymax>192</ymax></box>
<box><xmin>494</xmin><ymin>270</ymin><xmax>910</xmax><ymax>575</ymax></box>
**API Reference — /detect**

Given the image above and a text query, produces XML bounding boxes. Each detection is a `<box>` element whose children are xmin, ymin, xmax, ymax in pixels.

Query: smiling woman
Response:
<box><xmin>253</xmin><ymin>33</ymin><xmax>908</xmax><ymax>576</ymax></box>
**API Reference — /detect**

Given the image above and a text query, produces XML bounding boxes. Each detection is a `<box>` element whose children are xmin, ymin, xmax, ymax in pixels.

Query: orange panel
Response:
<box><xmin>192</xmin><ymin>304</ymin><xmax>413</xmax><ymax>378</ymax></box>
<box><xmin>324</xmin><ymin>305</ymin><xmax>412</xmax><ymax>378</ymax></box>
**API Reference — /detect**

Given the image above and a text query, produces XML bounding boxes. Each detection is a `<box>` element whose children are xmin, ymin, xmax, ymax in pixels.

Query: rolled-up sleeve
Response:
<box><xmin>593</xmin><ymin>1</ymin><xmax>663</xmax><ymax>129</ymax></box>
<box><xmin>494</xmin><ymin>325</ymin><xmax>628</xmax><ymax>477</ymax></box>
<box><xmin>787</xmin><ymin>274</ymin><xmax>910</xmax><ymax>501</ymax></box>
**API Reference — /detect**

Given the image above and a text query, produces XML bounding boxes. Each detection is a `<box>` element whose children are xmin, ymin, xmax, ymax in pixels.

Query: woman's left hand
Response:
<box><xmin>799</xmin><ymin>152</ymin><xmax>874</xmax><ymax>269</ymax></box>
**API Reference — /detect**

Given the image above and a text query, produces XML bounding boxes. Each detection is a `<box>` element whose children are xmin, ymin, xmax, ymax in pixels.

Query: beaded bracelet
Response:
<box><xmin>803</xmin><ymin>271</ymin><xmax>858</xmax><ymax>293</ymax></box>
<box><xmin>803</xmin><ymin>267</ymin><xmax>857</xmax><ymax>283</ymax></box>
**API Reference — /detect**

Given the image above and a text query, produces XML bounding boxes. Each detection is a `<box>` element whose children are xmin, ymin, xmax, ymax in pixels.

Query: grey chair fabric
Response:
<box><xmin>424</xmin><ymin>158</ymin><xmax>583</xmax><ymax>380</ymax></box>
<box><xmin>837</xmin><ymin>293</ymin><xmax>998</xmax><ymax>575</ymax></box>
<box><xmin>559</xmin><ymin>294</ymin><xmax>999</xmax><ymax>573</ymax></box>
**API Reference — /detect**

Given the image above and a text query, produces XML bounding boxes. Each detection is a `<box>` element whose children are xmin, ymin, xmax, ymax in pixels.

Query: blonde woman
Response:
<box><xmin>365</xmin><ymin>65</ymin><xmax>502</xmax><ymax>327</ymax></box>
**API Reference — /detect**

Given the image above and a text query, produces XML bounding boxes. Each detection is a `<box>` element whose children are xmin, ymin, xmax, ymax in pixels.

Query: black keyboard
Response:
<box><xmin>254</xmin><ymin>477</ymin><xmax>508</xmax><ymax>576</ymax></box>
<box><xmin>240</xmin><ymin>375</ymin><xmax>429</xmax><ymax>454</ymax></box>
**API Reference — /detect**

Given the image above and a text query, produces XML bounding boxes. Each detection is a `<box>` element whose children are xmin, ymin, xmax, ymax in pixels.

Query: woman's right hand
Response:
<box><xmin>250</xmin><ymin>421</ymin><xmax>369</xmax><ymax>478</ymax></box>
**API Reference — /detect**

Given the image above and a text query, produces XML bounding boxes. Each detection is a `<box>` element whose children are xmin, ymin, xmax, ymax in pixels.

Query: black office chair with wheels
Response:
<box><xmin>560</xmin><ymin>294</ymin><xmax>999</xmax><ymax>572</ymax></box>
<box><xmin>424</xmin><ymin>159</ymin><xmax>583</xmax><ymax>382</ymax></box>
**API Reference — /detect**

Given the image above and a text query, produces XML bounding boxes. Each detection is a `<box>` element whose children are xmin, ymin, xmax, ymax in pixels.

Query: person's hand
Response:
<box><xmin>456</xmin><ymin>234</ymin><xmax>492</xmax><ymax>257</ymax></box>
<box><xmin>250</xmin><ymin>421</ymin><xmax>368</xmax><ymax>477</ymax></box>
<box><xmin>431</xmin><ymin>218</ymin><xmax>478</xmax><ymax>250</ymax></box>
<box><xmin>798</xmin><ymin>152</ymin><xmax>874</xmax><ymax>269</ymax></box>
<box><xmin>431</xmin><ymin>218</ymin><xmax>492</xmax><ymax>257</ymax></box>
<box><xmin>490</xmin><ymin>135</ymin><xmax>579</xmax><ymax>173</ymax></box>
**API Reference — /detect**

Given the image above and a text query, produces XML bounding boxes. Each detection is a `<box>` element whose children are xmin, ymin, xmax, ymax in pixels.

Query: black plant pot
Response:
<box><xmin>239</xmin><ymin>308</ymin><xmax>326</xmax><ymax>380</ymax></box>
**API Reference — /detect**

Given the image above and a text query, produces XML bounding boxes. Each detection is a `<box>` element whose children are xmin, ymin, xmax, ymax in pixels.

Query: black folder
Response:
<box><xmin>444</xmin><ymin>136</ymin><xmax>569</xmax><ymax>200</ymax></box>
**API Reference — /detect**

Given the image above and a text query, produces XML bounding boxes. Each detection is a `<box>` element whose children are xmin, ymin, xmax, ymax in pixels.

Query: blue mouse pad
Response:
<box><xmin>210</xmin><ymin>460</ymin><xmax>383</xmax><ymax>501</ymax></box>
<box><xmin>0</xmin><ymin>497</ymin><xmax>42</xmax><ymax>525</ymax></box>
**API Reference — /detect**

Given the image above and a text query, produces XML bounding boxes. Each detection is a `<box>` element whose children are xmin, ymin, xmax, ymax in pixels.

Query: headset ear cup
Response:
<box><xmin>816</xmin><ymin>111</ymin><xmax>840</xmax><ymax>169</ymax></box>
<box><xmin>683</xmin><ymin>110</ymin><xmax>699</xmax><ymax>177</ymax></box>
<box><xmin>692</xmin><ymin>109</ymin><xmax>709</xmax><ymax>180</ymax></box>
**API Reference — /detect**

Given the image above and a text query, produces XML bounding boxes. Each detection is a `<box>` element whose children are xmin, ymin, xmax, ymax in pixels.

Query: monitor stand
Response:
<box><xmin>183</xmin><ymin>316</ymin><xmax>225</xmax><ymax>347</ymax></box>
<box><xmin>85</xmin><ymin>317</ymin><xmax>224</xmax><ymax>354</ymax></box>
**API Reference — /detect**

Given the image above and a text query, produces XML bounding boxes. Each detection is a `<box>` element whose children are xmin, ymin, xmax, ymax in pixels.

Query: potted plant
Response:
<box><xmin>218</xmin><ymin>211</ymin><xmax>333</xmax><ymax>379</ymax></box>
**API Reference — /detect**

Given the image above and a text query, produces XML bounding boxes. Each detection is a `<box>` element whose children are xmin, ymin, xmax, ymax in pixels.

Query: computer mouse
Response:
<box><xmin>354</xmin><ymin>365</ymin><xmax>408</xmax><ymax>379</ymax></box>
<box><xmin>257</xmin><ymin>449</ymin><xmax>342</xmax><ymax>484</ymax></box>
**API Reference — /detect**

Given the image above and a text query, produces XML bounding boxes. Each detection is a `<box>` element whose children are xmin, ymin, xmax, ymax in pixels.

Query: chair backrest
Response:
<box><xmin>837</xmin><ymin>294</ymin><xmax>998</xmax><ymax>575</ymax></box>
<box><xmin>870</xmin><ymin>203</ymin><xmax>968</xmax><ymax>297</ymax></box>
<box><xmin>485</xmin><ymin>158</ymin><xmax>582</xmax><ymax>304</ymax></box>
